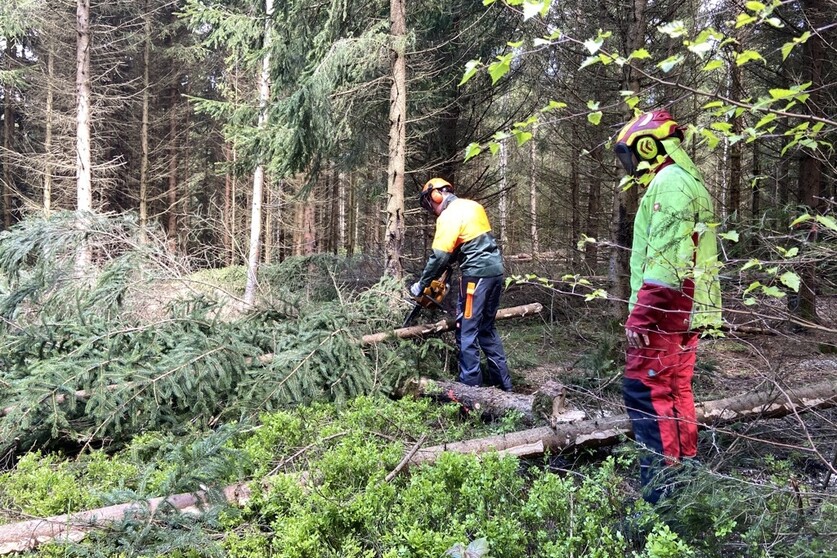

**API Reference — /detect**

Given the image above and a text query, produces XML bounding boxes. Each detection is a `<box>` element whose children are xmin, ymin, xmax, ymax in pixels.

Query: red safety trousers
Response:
<box><xmin>623</xmin><ymin>279</ymin><xmax>698</xmax><ymax>503</ymax></box>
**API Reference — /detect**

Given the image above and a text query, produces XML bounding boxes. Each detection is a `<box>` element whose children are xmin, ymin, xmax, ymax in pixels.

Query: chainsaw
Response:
<box><xmin>402</xmin><ymin>267</ymin><xmax>452</xmax><ymax>327</ymax></box>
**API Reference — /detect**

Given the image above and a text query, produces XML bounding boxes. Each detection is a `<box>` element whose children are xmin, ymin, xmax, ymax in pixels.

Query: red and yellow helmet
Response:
<box><xmin>614</xmin><ymin>110</ymin><xmax>684</xmax><ymax>176</ymax></box>
<box><xmin>420</xmin><ymin>177</ymin><xmax>453</xmax><ymax>212</ymax></box>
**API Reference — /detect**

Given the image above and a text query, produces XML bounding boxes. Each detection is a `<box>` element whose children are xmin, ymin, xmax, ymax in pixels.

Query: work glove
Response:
<box><xmin>409</xmin><ymin>281</ymin><xmax>422</xmax><ymax>298</ymax></box>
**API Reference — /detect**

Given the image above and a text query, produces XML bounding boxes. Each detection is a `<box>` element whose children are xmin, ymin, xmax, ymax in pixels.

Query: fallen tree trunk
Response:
<box><xmin>0</xmin><ymin>483</ymin><xmax>252</xmax><ymax>555</ymax></box>
<box><xmin>360</xmin><ymin>302</ymin><xmax>543</xmax><ymax>345</ymax></box>
<box><xmin>409</xmin><ymin>378</ymin><xmax>837</xmax><ymax>464</ymax></box>
<box><xmin>2</xmin><ymin>378</ymin><xmax>835</xmax><ymax>553</ymax></box>
<box><xmin>404</xmin><ymin>378</ymin><xmax>584</xmax><ymax>425</ymax></box>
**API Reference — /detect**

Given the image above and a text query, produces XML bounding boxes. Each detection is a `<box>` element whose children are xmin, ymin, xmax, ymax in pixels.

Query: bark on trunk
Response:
<box><xmin>243</xmin><ymin>0</ymin><xmax>274</xmax><ymax>306</ymax></box>
<box><xmin>360</xmin><ymin>302</ymin><xmax>543</xmax><ymax>345</ymax></box>
<box><xmin>609</xmin><ymin>0</ymin><xmax>647</xmax><ymax>318</ymax></box>
<box><xmin>499</xmin><ymin>139</ymin><xmax>509</xmax><ymax>247</ymax></box>
<box><xmin>166</xmin><ymin>88</ymin><xmax>179</xmax><ymax>252</ymax></box>
<box><xmin>74</xmin><ymin>0</ymin><xmax>93</xmax><ymax>273</ymax></box>
<box><xmin>727</xmin><ymin>46</ymin><xmax>743</xmax><ymax>218</ymax></box>
<box><xmin>43</xmin><ymin>51</ymin><xmax>54</xmax><ymax>215</ymax></box>
<box><xmin>3</xmin><ymin>43</ymin><xmax>15</xmax><ymax>229</ymax></box>
<box><xmin>0</xmin><ymin>483</ymin><xmax>251</xmax><ymax>555</ymax></box>
<box><xmin>75</xmin><ymin>0</ymin><xmax>92</xmax><ymax>212</ymax></box>
<box><xmin>139</xmin><ymin>7</ymin><xmax>151</xmax><ymax>243</ymax></box>
<box><xmin>384</xmin><ymin>0</ymin><xmax>406</xmax><ymax>280</ymax></box>
<box><xmin>405</xmin><ymin>378</ymin><xmax>583</xmax><ymax>425</ymax></box>
<box><xmin>529</xmin><ymin>124</ymin><xmax>539</xmax><ymax>256</ymax></box>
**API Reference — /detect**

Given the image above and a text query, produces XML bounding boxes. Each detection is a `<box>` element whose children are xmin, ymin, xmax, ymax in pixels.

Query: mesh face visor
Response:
<box><xmin>419</xmin><ymin>189</ymin><xmax>435</xmax><ymax>212</ymax></box>
<box><xmin>614</xmin><ymin>143</ymin><xmax>638</xmax><ymax>176</ymax></box>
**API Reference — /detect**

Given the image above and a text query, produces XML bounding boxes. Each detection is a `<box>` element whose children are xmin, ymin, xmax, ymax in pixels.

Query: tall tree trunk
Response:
<box><xmin>43</xmin><ymin>50</ymin><xmax>54</xmax><ymax>216</ymax></box>
<box><xmin>727</xmin><ymin>43</ymin><xmax>743</xmax><ymax>218</ymax></box>
<box><xmin>243</xmin><ymin>0</ymin><xmax>274</xmax><ymax>306</ymax></box>
<box><xmin>139</xmin><ymin>6</ymin><xmax>151</xmax><ymax>243</ymax></box>
<box><xmin>751</xmin><ymin>141</ymin><xmax>761</xmax><ymax>221</ymax></box>
<box><xmin>75</xmin><ymin>0</ymin><xmax>93</xmax><ymax>272</ymax></box>
<box><xmin>330</xmin><ymin>165</ymin><xmax>339</xmax><ymax>254</ymax></box>
<box><xmin>338</xmin><ymin>169</ymin><xmax>347</xmax><ymax>253</ymax></box>
<box><xmin>2</xmin><ymin>43</ymin><xmax>15</xmax><ymax>230</ymax></box>
<box><xmin>223</xmin><ymin>144</ymin><xmax>233</xmax><ymax>266</ymax></box>
<box><xmin>609</xmin><ymin>0</ymin><xmax>647</xmax><ymax>317</ymax></box>
<box><xmin>587</xmin><ymin>147</ymin><xmax>603</xmax><ymax>271</ymax></box>
<box><xmin>499</xmin><ymin>139</ymin><xmax>509</xmax><ymax>247</ymax></box>
<box><xmin>302</xmin><ymin>198</ymin><xmax>315</xmax><ymax>256</ymax></box>
<box><xmin>529</xmin><ymin>125</ymin><xmax>539</xmax><ymax>256</ymax></box>
<box><xmin>569</xmin><ymin>133</ymin><xmax>581</xmax><ymax>266</ymax></box>
<box><xmin>792</xmin><ymin>0</ymin><xmax>825</xmax><ymax>323</ymax></box>
<box><xmin>350</xmin><ymin>173</ymin><xmax>359</xmax><ymax>255</ymax></box>
<box><xmin>166</xmin><ymin>88</ymin><xmax>179</xmax><ymax>252</ymax></box>
<box><xmin>384</xmin><ymin>0</ymin><xmax>406</xmax><ymax>279</ymax></box>
<box><xmin>264</xmin><ymin>178</ymin><xmax>273</xmax><ymax>264</ymax></box>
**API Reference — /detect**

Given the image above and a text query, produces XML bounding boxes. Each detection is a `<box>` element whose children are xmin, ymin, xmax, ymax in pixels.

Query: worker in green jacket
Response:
<box><xmin>614</xmin><ymin>109</ymin><xmax>722</xmax><ymax>504</ymax></box>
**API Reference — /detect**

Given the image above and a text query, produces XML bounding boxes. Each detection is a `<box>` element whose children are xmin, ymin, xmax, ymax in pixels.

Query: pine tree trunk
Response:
<box><xmin>243</xmin><ymin>0</ymin><xmax>274</xmax><ymax>306</ymax></box>
<box><xmin>139</xmin><ymin>6</ymin><xmax>151</xmax><ymax>243</ymax></box>
<box><xmin>2</xmin><ymin>43</ymin><xmax>14</xmax><ymax>230</ymax></box>
<box><xmin>792</xmin><ymin>0</ymin><xmax>825</xmax><ymax>323</ymax></box>
<box><xmin>586</xmin><ymin>147</ymin><xmax>602</xmax><ymax>270</ymax></box>
<box><xmin>727</xmin><ymin>43</ymin><xmax>743</xmax><ymax>218</ymax></box>
<box><xmin>75</xmin><ymin>0</ymin><xmax>93</xmax><ymax>272</ymax></box>
<box><xmin>338</xmin><ymin>170</ymin><xmax>347</xmax><ymax>253</ymax></box>
<box><xmin>570</xmin><ymin>133</ymin><xmax>580</xmax><ymax>266</ymax></box>
<box><xmin>302</xmin><ymin>199</ymin><xmax>316</xmax><ymax>256</ymax></box>
<box><xmin>499</xmin><ymin>139</ymin><xmax>509</xmax><ymax>247</ymax></box>
<box><xmin>609</xmin><ymin>0</ymin><xmax>647</xmax><ymax>317</ymax></box>
<box><xmin>43</xmin><ymin>50</ymin><xmax>54</xmax><ymax>216</ymax></box>
<box><xmin>166</xmin><ymin>88</ymin><xmax>179</xmax><ymax>253</ymax></box>
<box><xmin>223</xmin><ymin>144</ymin><xmax>233</xmax><ymax>265</ymax></box>
<box><xmin>529</xmin><ymin>124</ymin><xmax>539</xmax><ymax>256</ymax></box>
<box><xmin>384</xmin><ymin>0</ymin><xmax>406</xmax><ymax>280</ymax></box>
<box><xmin>75</xmin><ymin>0</ymin><xmax>92</xmax><ymax>211</ymax></box>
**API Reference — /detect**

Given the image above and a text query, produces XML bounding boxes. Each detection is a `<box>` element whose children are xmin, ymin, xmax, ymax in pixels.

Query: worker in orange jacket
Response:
<box><xmin>410</xmin><ymin>178</ymin><xmax>512</xmax><ymax>391</ymax></box>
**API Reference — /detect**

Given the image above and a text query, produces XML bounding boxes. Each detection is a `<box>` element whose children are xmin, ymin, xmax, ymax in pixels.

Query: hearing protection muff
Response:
<box><xmin>420</xmin><ymin>177</ymin><xmax>453</xmax><ymax>212</ymax></box>
<box><xmin>635</xmin><ymin>136</ymin><xmax>659</xmax><ymax>161</ymax></box>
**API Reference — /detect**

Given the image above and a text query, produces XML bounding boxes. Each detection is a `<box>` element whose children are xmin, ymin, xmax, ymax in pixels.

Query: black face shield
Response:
<box><xmin>614</xmin><ymin>142</ymin><xmax>638</xmax><ymax>176</ymax></box>
<box><xmin>419</xmin><ymin>190</ymin><xmax>435</xmax><ymax>213</ymax></box>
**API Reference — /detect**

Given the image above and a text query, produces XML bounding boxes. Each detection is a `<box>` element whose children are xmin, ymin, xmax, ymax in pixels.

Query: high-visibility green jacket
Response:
<box><xmin>627</xmin><ymin>163</ymin><xmax>722</xmax><ymax>331</ymax></box>
<box><xmin>418</xmin><ymin>196</ymin><xmax>504</xmax><ymax>289</ymax></box>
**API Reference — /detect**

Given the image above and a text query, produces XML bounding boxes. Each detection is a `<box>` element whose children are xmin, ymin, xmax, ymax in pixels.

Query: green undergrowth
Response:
<box><xmin>2</xmin><ymin>396</ymin><xmax>832</xmax><ymax>557</ymax></box>
<box><xmin>3</xmin><ymin>396</ymin><xmax>693</xmax><ymax>558</ymax></box>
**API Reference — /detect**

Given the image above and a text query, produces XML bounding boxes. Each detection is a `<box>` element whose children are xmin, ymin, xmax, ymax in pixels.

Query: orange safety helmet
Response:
<box><xmin>419</xmin><ymin>177</ymin><xmax>453</xmax><ymax>212</ymax></box>
<box><xmin>614</xmin><ymin>110</ymin><xmax>684</xmax><ymax>176</ymax></box>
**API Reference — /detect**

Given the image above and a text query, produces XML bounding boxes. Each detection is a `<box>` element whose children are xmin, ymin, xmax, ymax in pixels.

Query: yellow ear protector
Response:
<box><xmin>635</xmin><ymin>136</ymin><xmax>659</xmax><ymax>160</ymax></box>
<box><xmin>430</xmin><ymin>188</ymin><xmax>444</xmax><ymax>204</ymax></box>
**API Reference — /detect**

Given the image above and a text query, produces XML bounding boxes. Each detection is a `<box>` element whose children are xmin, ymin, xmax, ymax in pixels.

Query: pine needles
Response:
<box><xmin>0</xmin><ymin>213</ymin><xmax>424</xmax><ymax>455</ymax></box>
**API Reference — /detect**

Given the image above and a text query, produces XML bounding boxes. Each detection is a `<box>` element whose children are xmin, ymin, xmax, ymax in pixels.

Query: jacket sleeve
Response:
<box><xmin>417</xmin><ymin>212</ymin><xmax>459</xmax><ymax>289</ymax></box>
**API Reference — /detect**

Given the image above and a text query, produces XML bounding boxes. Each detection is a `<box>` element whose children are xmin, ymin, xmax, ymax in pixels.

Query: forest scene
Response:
<box><xmin>0</xmin><ymin>0</ymin><xmax>836</xmax><ymax>556</ymax></box>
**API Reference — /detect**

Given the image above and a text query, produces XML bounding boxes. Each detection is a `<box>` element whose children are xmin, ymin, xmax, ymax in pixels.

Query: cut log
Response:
<box><xmin>2</xmin><ymin>378</ymin><xmax>835</xmax><ymax>554</ymax></box>
<box><xmin>405</xmin><ymin>378</ymin><xmax>583</xmax><ymax>425</ymax></box>
<box><xmin>360</xmin><ymin>302</ymin><xmax>543</xmax><ymax>345</ymax></box>
<box><xmin>0</xmin><ymin>483</ymin><xmax>251</xmax><ymax>555</ymax></box>
<box><xmin>409</xmin><ymin>378</ymin><xmax>837</xmax><ymax>464</ymax></box>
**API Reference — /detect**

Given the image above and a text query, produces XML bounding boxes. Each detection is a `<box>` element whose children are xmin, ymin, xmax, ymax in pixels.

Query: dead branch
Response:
<box><xmin>360</xmin><ymin>302</ymin><xmax>543</xmax><ymax>345</ymax></box>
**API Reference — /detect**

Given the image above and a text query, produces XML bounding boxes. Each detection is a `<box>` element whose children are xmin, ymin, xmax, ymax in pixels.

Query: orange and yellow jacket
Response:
<box><xmin>418</xmin><ymin>196</ymin><xmax>504</xmax><ymax>289</ymax></box>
